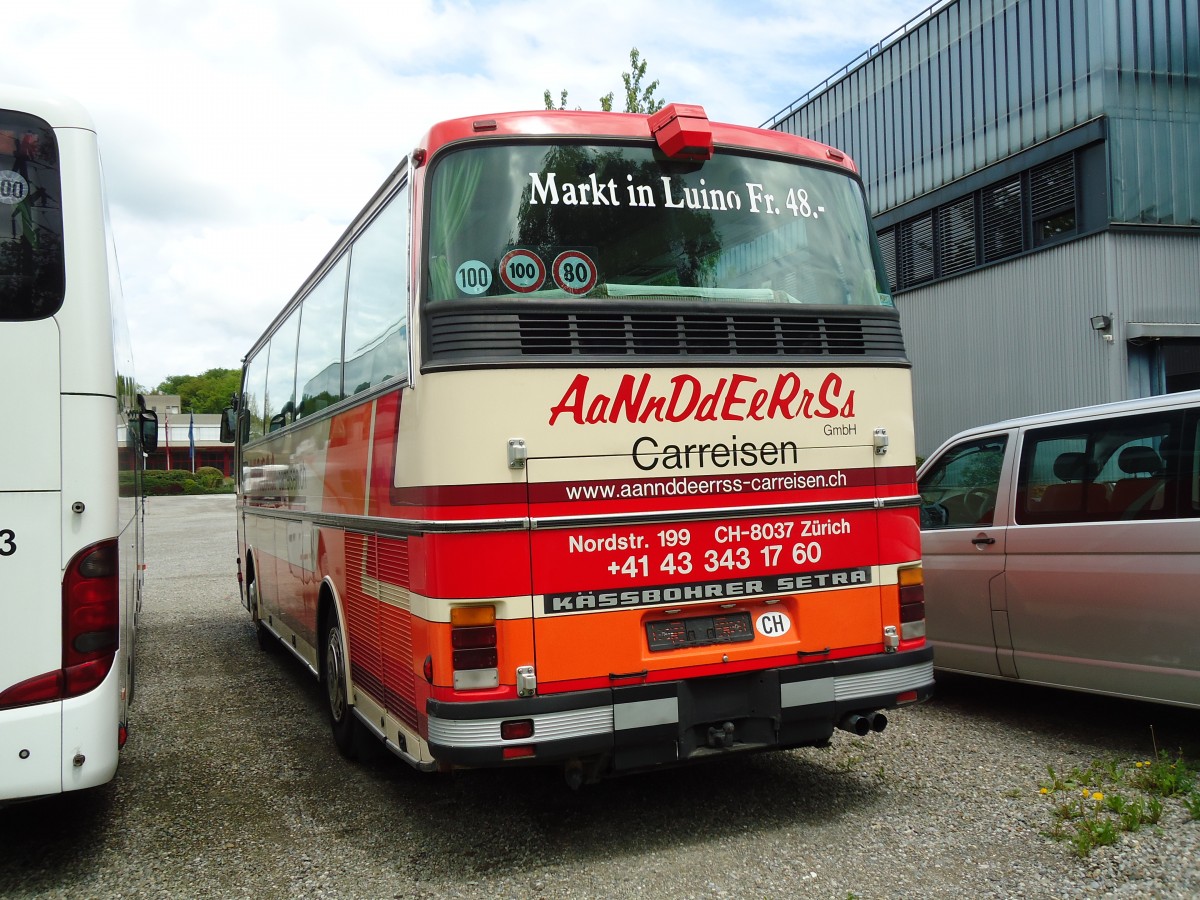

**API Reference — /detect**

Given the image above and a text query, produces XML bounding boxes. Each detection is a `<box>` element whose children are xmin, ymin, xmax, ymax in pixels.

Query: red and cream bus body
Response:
<box><xmin>226</xmin><ymin>105</ymin><xmax>931</xmax><ymax>780</ymax></box>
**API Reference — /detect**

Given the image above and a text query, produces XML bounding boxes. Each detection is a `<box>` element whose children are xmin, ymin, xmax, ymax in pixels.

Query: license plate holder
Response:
<box><xmin>646</xmin><ymin>611</ymin><xmax>754</xmax><ymax>652</ymax></box>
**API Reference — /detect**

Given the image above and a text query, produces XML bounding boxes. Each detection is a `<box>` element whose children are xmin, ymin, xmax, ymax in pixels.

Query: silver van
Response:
<box><xmin>917</xmin><ymin>391</ymin><xmax>1200</xmax><ymax>708</ymax></box>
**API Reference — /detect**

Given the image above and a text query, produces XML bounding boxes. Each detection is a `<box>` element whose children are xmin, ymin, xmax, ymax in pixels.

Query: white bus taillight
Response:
<box><xmin>62</xmin><ymin>539</ymin><xmax>120</xmax><ymax>697</ymax></box>
<box><xmin>450</xmin><ymin>605</ymin><xmax>498</xmax><ymax>690</ymax></box>
<box><xmin>898</xmin><ymin>564</ymin><xmax>926</xmax><ymax>642</ymax></box>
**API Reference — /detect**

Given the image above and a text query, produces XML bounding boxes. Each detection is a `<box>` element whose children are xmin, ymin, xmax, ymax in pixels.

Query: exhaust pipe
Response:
<box><xmin>837</xmin><ymin>713</ymin><xmax>872</xmax><ymax>736</ymax></box>
<box><xmin>837</xmin><ymin>712</ymin><xmax>889</xmax><ymax>736</ymax></box>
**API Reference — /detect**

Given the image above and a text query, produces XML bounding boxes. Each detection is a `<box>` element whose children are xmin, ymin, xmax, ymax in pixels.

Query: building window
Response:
<box><xmin>1031</xmin><ymin>154</ymin><xmax>1077</xmax><ymax>246</ymax></box>
<box><xmin>898</xmin><ymin>214</ymin><xmax>934</xmax><ymax>286</ymax></box>
<box><xmin>982</xmin><ymin>178</ymin><xmax>1023</xmax><ymax>263</ymax></box>
<box><xmin>878</xmin><ymin>150</ymin><xmax>1082</xmax><ymax>292</ymax></box>
<box><xmin>936</xmin><ymin>196</ymin><xmax>977</xmax><ymax>277</ymax></box>
<box><xmin>877</xmin><ymin>229</ymin><xmax>897</xmax><ymax>292</ymax></box>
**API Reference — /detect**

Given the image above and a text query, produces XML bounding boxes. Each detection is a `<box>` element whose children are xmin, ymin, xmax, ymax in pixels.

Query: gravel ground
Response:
<box><xmin>2</xmin><ymin>494</ymin><xmax>1197</xmax><ymax>899</ymax></box>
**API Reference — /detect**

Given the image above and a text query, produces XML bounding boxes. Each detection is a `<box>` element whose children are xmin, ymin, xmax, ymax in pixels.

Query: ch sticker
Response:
<box><xmin>756</xmin><ymin>610</ymin><xmax>791</xmax><ymax>637</ymax></box>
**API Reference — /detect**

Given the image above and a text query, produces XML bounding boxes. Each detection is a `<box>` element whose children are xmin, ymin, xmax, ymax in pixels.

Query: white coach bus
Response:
<box><xmin>0</xmin><ymin>85</ymin><xmax>155</xmax><ymax>802</ymax></box>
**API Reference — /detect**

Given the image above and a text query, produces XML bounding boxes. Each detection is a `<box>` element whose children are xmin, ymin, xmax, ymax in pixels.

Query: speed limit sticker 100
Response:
<box><xmin>499</xmin><ymin>248</ymin><xmax>546</xmax><ymax>293</ymax></box>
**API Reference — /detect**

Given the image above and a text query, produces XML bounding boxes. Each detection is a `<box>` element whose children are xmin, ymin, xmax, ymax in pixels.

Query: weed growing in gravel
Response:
<box><xmin>1037</xmin><ymin>749</ymin><xmax>1199</xmax><ymax>857</ymax></box>
<box><xmin>1183</xmin><ymin>791</ymin><xmax>1200</xmax><ymax>821</ymax></box>
<box><xmin>1128</xmin><ymin>752</ymin><xmax>1195</xmax><ymax>797</ymax></box>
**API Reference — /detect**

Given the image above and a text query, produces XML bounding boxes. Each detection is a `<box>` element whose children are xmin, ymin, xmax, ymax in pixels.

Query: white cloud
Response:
<box><xmin>3</xmin><ymin>0</ymin><xmax>932</xmax><ymax>388</ymax></box>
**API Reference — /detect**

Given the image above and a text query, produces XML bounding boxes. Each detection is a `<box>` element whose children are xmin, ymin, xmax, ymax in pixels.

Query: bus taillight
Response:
<box><xmin>0</xmin><ymin>539</ymin><xmax>119</xmax><ymax>711</ymax></box>
<box><xmin>898</xmin><ymin>564</ymin><xmax>926</xmax><ymax>641</ymax></box>
<box><xmin>450</xmin><ymin>606</ymin><xmax>498</xmax><ymax>690</ymax></box>
<box><xmin>62</xmin><ymin>539</ymin><xmax>120</xmax><ymax>697</ymax></box>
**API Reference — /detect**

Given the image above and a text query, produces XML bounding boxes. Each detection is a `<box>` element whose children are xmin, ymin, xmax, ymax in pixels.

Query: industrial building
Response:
<box><xmin>767</xmin><ymin>0</ymin><xmax>1199</xmax><ymax>454</ymax></box>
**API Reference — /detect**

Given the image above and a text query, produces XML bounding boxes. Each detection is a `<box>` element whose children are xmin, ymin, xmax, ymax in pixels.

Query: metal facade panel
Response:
<box><xmin>901</xmin><ymin>232</ymin><xmax>1200</xmax><ymax>456</ymax></box>
<box><xmin>769</xmin><ymin>0</ymin><xmax>1199</xmax><ymax>224</ymax></box>
<box><xmin>1109</xmin><ymin>232</ymin><xmax>1200</xmax><ymax>326</ymax></box>
<box><xmin>768</xmin><ymin>0</ymin><xmax>1109</xmax><ymax>215</ymax></box>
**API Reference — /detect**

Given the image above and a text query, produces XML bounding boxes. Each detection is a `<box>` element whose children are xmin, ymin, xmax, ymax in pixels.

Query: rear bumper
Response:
<box><xmin>426</xmin><ymin>646</ymin><xmax>933</xmax><ymax>771</ymax></box>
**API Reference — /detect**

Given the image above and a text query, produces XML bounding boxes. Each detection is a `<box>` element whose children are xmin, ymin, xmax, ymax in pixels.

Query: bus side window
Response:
<box><xmin>263</xmin><ymin>309</ymin><xmax>300</xmax><ymax>432</ymax></box>
<box><xmin>243</xmin><ymin>349</ymin><xmax>269</xmax><ymax>441</ymax></box>
<box><xmin>295</xmin><ymin>256</ymin><xmax>348</xmax><ymax>419</ymax></box>
<box><xmin>344</xmin><ymin>185</ymin><xmax>410</xmax><ymax>394</ymax></box>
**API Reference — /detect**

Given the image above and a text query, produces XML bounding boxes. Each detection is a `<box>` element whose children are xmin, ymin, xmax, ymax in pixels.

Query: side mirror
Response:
<box><xmin>139</xmin><ymin>409</ymin><xmax>159</xmax><ymax>452</ymax></box>
<box><xmin>219</xmin><ymin>407</ymin><xmax>237</xmax><ymax>443</ymax></box>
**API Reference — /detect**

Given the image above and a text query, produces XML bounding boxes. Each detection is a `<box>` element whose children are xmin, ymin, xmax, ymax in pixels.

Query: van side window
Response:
<box><xmin>919</xmin><ymin>436</ymin><xmax>1007</xmax><ymax>529</ymax></box>
<box><xmin>1016</xmin><ymin>412</ymin><xmax>1182</xmax><ymax>524</ymax></box>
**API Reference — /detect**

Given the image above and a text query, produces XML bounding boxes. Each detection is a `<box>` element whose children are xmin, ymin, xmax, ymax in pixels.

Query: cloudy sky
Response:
<box><xmin>6</xmin><ymin>0</ymin><xmax>933</xmax><ymax>389</ymax></box>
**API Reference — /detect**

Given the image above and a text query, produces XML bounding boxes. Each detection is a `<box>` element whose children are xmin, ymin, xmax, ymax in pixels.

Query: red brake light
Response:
<box><xmin>452</xmin><ymin>648</ymin><xmax>498</xmax><ymax>670</ymax></box>
<box><xmin>451</xmin><ymin>625</ymin><xmax>496</xmax><ymax>649</ymax></box>
<box><xmin>62</xmin><ymin>539</ymin><xmax>120</xmax><ymax>696</ymax></box>
<box><xmin>648</xmin><ymin>103</ymin><xmax>714</xmax><ymax>161</ymax></box>
<box><xmin>450</xmin><ymin>606</ymin><xmax>498</xmax><ymax>677</ymax></box>
<box><xmin>0</xmin><ymin>539</ymin><xmax>120</xmax><ymax>711</ymax></box>
<box><xmin>899</xmin><ymin>586</ymin><xmax>926</xmax><ymax>622</ymax></box>
<box><xmin>898</xmin><ymin>565</ymin><xmax>926</xmax><ymax>641</ymax></box>
<box><xmin>0</xmin><ymin>670</ymin><xmax>63</xmax><ymax>708</ymax></box>
<box><xmin>500</xmin><ymin>719</ymin><xmax>534</xmax><ymax>740</ymax></box>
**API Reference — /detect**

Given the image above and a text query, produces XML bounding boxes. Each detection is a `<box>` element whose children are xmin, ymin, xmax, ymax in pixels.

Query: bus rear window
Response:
<box><xmin>424</xmin><ymin>143</ymin><xmax>893</xmax><ymax>309</ymax></box>
<box><xmin>0</xmin><ymin>111</ymin><xmax>64</xmax><ymax>321</ymax></box>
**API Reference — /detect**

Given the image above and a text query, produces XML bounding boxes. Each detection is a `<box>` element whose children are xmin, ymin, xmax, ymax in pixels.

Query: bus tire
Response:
<box><xmin>247</xmin><ymin>577</ymin><xmax>274</xmax><ymax>652</ymax></box>
<box><xmin>321</xmin><ymin>611</ymin><xmax>362</xmax><ymax>759</ymax></box>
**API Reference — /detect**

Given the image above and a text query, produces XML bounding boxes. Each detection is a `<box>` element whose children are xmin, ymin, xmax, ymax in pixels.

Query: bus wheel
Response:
<box><xmin>248</xmin><ymin>579</ymin><xmax>274</xmax><ymax>652</ymax></box>
<box><xmin>321</xmin><ymin>612</ymin><xmax>361</xmax><ymax>759</ymax></box>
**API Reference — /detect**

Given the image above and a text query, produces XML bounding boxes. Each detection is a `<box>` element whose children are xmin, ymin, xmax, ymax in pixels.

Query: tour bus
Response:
<box><xmin>224</xmin><ymin>104</ymin><xmax>932</xmax><ymax>782</ymax></box>
<box><xmin>918</xmin><ymin>391</ymin><xmax>1200</xmax><ymax>707</ymax></box>
<box><xmin>0</xmin><ymin>85</ymin><xmax>155</xmax><ymax>803</ymax></box>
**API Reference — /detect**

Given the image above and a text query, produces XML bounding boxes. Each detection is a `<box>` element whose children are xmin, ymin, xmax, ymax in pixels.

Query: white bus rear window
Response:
<box><xmin>0</xmin><ymin>111</ymin><xmax>64</xmax><ymax>320</ymax></box>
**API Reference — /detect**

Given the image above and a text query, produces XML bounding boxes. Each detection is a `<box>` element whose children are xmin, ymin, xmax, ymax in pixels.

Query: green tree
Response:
<box><xmin>153</xmin><ymin>367</ymin><xmax>241</xmax><ymax>414</ymax></box>
<box><xmin>544</xmin><ymin>47</ymin><xmax>665</xmax><ymax>114</ymax></box>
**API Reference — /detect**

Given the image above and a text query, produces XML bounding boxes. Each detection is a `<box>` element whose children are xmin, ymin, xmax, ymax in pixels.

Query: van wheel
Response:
<box><xmin>321</xmin><ymin>612</ymin><xmax>362</xmax><ymax>759</ymax></box>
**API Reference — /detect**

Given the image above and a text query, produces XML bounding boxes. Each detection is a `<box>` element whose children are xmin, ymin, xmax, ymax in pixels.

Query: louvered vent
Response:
<box><xmin>899</xmin><ymin>213</ymin><xmax>934</xmax><ymax>285</ymax></box>
<box><xmin>1031</xmin><ymin>155</ymin><xmax>1075</xmax><ymax>219</ymax></box>
<box><xmin>982</xmin><ymin>179</ymin><xmax>1023</xmax><ymax>262</ymax></box>
<box><xmin>877</xmin><ymin>228</ymin><xmax>897</xmax><ymax>292</ymax></box>
<box><xmin>937</xmin><ymin>196</ymin><xmax>977</xmax><ymax>276</ymax></box>
<box><xmin>425</xmin><ymin>304</ymin><xmax>907</xmax><ymax>364</ymax></box>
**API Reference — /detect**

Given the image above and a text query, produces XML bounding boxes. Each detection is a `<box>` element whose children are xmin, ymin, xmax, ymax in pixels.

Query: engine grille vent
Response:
<box><xmin>426</xmin><ymin>305</ymin><xmax>906</xmax><ymax>364</ymax></box>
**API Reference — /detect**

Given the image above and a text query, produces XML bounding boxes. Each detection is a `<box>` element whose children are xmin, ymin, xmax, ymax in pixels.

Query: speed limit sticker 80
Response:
<box><xmin>551</xmin><ymin>250</ymin><xmax>597</xmax><ymax>295</ymax></box>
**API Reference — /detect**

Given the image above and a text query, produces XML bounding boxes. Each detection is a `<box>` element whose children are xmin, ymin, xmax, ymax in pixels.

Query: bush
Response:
<box><xmin>195</xmin><ymin>466</ymin><xmax>225</xmax><ymax>489</ymax></box>
<box><xmin>124</xmin><ymin>468</ymin><xmax>235</xmax><ymax>496</ymax></box>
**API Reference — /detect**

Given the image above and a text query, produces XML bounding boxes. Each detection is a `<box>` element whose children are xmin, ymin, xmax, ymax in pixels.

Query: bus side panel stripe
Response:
<box><xmin>378</xmin><ymin>536</ymin><xmax>418</xmax><ymax>729</ymax></box>
<box><xmin>343</xmin><ymin>533</ymin><xmax>386</xmax><ymax>709</ymax></box>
